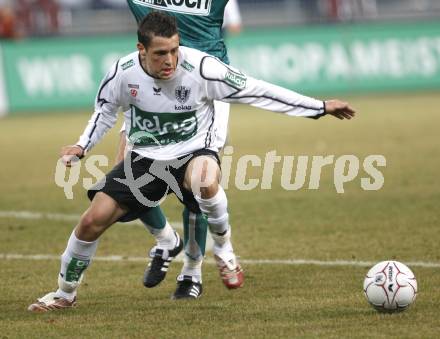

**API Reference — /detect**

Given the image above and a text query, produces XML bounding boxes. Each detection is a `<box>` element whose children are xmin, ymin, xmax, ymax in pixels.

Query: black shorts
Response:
<box><xmin>87</xmin><ymin>149</ymin><xmax>220</xmax><ymax>222</ymax></box>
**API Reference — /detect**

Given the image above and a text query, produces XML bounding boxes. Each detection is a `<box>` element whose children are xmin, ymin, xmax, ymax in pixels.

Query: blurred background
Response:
<box><xmin>2</xmin><ymin>0</ymin><xmax>440</xmax><ymax>37</ymax></box>
<box><xmin>0</xmin><ymin>0</ymin><xmax>440</xmax><ymax>115</ymax></box>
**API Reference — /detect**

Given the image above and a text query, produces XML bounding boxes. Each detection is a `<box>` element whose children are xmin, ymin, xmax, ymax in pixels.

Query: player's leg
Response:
<box><xmin>117</xmin><ymin>127</ymin><xmax>182</xmax><ymax>287</ymax></box>
<box><xmin>170</xmin><ymin>154</ymin><xmax>212</xmax><ymax>299</ymax></box>
<box><xmin>184</xmin><ymin>154</ymin><xmax>244</xmax><ymax>289</ymax></box>
<box><xmin>140</xmin><ymin>207</ymin><xmax>183</xmax><ymax>288</ymax></box>
<box><xmin>28</xmin><ymin>192</ymin><xmax>126</xmax><ymax>312</ymax></box>
<box><xmin>172</xmin><ymin>208</ymin><xmax>207</xmax><ymax>299</ymax></box>
<box><xmin>208</xmin><ymin>101</ymin><xmax>244</xmax><ymax>288</ymax></box>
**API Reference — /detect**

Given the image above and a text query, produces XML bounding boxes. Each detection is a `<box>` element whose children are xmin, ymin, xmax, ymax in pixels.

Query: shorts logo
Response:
<box><xmin>133</xmin><ymin>0</ymin><xmax>211</xmax><ymax>16</ymax></box>
<box><xmin>175</xmin><ymin>86</ymin><xmax>191</xmax><ymax>104</ymax></box>
<box><xmin>225</xmin><ymin>70</ymin><xmax>247</xmax><ymax>90</ymax></box>
<box><xmin>130</xmin><ymin>89</ymin><xmax>138</xmax><ymax>97</ymax></box>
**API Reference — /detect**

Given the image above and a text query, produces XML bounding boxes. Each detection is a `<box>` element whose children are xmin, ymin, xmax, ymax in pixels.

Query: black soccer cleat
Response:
<box><xmin>143</xmin><ymin>232</ymin><xmax>183</xmax><ymax>288</ymax></box>
<box><xmin>171</xmin><ymin>275</ymin><xmax>203</xmax><ymax>300</ymax></box>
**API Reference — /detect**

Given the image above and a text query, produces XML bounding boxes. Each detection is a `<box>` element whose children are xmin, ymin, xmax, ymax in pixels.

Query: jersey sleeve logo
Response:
<box><xmin>180</xmin><ymin>60</ymin><xmax>195</xmax><ymax>72</ymax></box>
<box><xmin>133</xmin><ymin>0</ymin><xmax>212</xmax><ymax>16</ymax></box>
<box><xmin>225</xmin><ymin>70</ymin><xmax>247</xmax><ymax>90</ymax></box>
<box><xmin>121</xmin><ymin>59</ymin><xmax>135</xmax><ymax>70</ymax></box>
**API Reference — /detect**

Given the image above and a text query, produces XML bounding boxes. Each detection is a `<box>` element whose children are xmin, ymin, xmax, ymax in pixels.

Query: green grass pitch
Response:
<box><xmin>0</xmin><ymin>92</ymin><xmax>439</xmax><ymax>338</ymax></box>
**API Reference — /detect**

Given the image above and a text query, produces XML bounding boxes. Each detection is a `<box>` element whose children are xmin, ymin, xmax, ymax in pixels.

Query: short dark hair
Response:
<box><xmin>137</xmin><ymin>11</ymin><xmax>178</xmax><ymax>48</ymax></box>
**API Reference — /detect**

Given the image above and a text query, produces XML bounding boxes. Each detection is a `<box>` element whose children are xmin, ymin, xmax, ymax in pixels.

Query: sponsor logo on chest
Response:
<box><xmin>133</xmin><ymin>0</ymin><xmax>211</xmax><ymax>15</ymax></box>
<box><xmin>129</xmin><ymin>105</ymin><xmax>198</xmax><ymax>146</ymax></box>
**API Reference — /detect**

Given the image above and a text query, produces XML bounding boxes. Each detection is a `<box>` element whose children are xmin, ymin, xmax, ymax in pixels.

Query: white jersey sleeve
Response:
<box><xmin>200</xmin><ymin>56</ymin><xmax>326</xmax><ymax>118</ymax></box>
<box><xmin>76</xmin><ymin>60</ymin><xmax>123</xmax><ymax>152</ymax></box>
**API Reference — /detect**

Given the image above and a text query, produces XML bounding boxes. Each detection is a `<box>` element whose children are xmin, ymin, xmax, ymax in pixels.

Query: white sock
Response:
<box><xmin>56</xmin><ymin>230</ymin><xmax>98</xmax><ymax>301</ymax></box>
<box><xmin>181</xmin><ymin>255</ymin><xmax>202</xmax><ymax>283</ymax></box>
<box><xmin>195</xmin><ymin>186</ymin><xmax>233</xmax><ymax>253</ymax></box>
<box><xmin>144</xmin><ymin>221</ymin><xmax>178</xmax><ymax>249</ymax></box>
<box><xmin>212</xmin><ymin>228</ymin><xmax>233</xmax><ymax>255</ymax></box>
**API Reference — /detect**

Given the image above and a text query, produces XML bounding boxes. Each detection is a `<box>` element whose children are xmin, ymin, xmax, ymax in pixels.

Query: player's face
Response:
<box><xmin>138</xmin><ymin>34</ymin><xmax>179</xmax><ymax>80</ymax></box>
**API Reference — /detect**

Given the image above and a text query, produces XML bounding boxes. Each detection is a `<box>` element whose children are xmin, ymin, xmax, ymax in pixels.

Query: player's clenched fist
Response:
<box><xmin>60</xmin><ymin>145</ymin><xmax>84</xmax><ymax>167</ymax></box>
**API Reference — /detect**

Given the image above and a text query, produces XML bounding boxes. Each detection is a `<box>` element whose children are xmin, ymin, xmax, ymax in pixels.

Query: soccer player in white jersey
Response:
<box><xmin>123</xmin><ymin>0</ymin><xmax>244</xmax><ymax>292</ymax></box>
<box><xmin>28</xmin><ymin>12</ymin><xmax>355</xmax><ymax>310</ymax></box>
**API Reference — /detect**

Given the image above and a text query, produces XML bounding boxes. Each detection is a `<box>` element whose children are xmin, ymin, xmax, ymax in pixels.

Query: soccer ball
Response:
<box><xmin>363</xmin><ymin>261</ymin><xmax>417</xmax><ymax>313</ymax></box>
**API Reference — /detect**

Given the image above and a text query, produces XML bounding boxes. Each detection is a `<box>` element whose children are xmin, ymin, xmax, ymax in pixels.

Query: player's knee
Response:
<box><xmin>190</xmin><ymin>170</ymin><xmax>219</xmax><ymax>198</ymax></box>
<box><xmin>200</xmin><ymin>182</ymin><xmax>219</xmax><ymax>199</ymax></box>
<box><xmin>185</xmin><ymin>156</ymin><xmax>220</xmax><ymax>197</ymax></box>
<box><xmin>77</xmin><ymin>211</ymin><xmax>105</xmax><ymax>239</ymax></box>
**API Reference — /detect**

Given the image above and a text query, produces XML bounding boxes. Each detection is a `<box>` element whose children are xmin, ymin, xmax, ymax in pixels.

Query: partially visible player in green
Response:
<box><xmin>127</xmin><ymin>0</ymin><xmax>230</xmax><ymax>62</ymax></box>
<box><xmin>119</xmin><ymin>0</ymin><xmax>244</xmax><ymax>291</ymax></box>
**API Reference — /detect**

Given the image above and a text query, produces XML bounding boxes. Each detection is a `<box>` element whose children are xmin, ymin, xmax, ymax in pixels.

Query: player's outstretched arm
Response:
<box><xmin>60</xmin><ymin>145</ymin><xmax>84</xmax><ymax>167</ymax></box>
<box><xmin>324</xmin><ymin>99</ymin><xmax>356</xmax><ymax>120</ymax></box>
<box><xmin>202</xmin><ymin>57</ymin><xmax>356</xmax><ymax>119</ymax></box>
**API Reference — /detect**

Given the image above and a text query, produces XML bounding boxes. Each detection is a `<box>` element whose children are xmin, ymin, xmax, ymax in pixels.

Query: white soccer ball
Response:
<box><xmin>363</xmin><ymin>261</ymin><xmax>417</xmax><ymax>313</ymax></box>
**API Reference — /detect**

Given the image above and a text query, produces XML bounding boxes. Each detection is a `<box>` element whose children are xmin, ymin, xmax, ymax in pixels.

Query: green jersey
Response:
<box><xmin>127</xmin><ymin>0</ymin><xmax>230</xmax><ymax>64</ymax></box>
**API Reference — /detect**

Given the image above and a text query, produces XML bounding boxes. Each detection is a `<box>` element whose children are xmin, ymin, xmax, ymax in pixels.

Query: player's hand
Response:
<box><xmin>60</xmin><ymin>145</ymin><xmax>84</xmax><ymax>167</ymax></box>
<box><xmin>325</xmin><ymin>100</ymin><xmax>356</xmax><ymax>120</ymax></box>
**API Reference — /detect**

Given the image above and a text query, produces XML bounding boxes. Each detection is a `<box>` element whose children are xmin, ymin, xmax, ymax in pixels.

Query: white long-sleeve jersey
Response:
<box><xmin>76</xmin><ymin>46</ymin><xmax>325</xmax><ymax>160</ymax></box>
